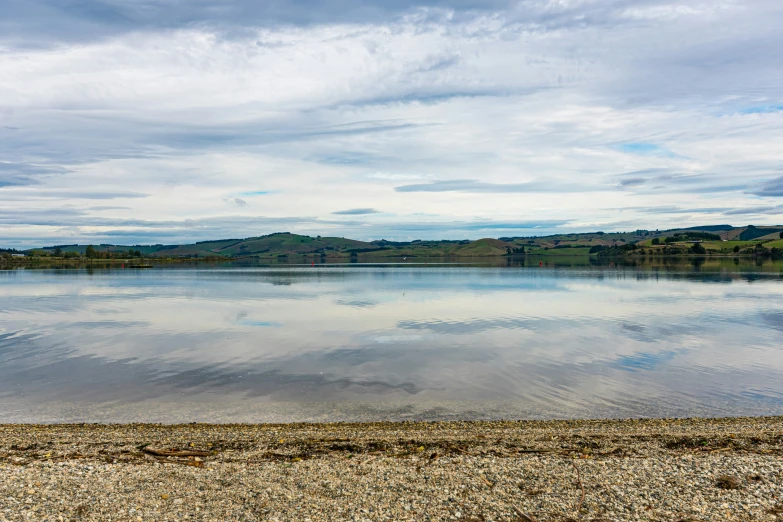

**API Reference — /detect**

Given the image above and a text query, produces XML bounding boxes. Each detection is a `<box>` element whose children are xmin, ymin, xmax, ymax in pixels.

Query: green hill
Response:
<box><xmin>16</xmin><ymin>225</ymin><xmax>783</xmax><ymax>261</ymax></box>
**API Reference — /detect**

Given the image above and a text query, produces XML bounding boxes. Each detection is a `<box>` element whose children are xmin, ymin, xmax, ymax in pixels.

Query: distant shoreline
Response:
<box><xmin>4</xmin><ymin>225</ymin><xmax>782</xmax><ymax>264</ymax></box>
<box><xmin>2</xmin><ymin>251</ymin><xmax>782</xmax><ymax>269</ymax></box>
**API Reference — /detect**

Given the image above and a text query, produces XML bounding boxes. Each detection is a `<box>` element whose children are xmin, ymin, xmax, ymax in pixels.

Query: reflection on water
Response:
<box><xmin>1</xmin><ymin>259</ymin><xmax>783</xmax><ymax>423</ymax></box>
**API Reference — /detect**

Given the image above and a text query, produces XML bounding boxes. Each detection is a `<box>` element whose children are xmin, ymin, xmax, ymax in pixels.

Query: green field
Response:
<box><xmin>699</xmin><ymin>240</ymin><xmax>760</xmax><ymax>250</ymax></box>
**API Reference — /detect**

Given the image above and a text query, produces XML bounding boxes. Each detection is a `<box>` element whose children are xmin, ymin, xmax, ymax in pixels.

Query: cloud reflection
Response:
<box><xmin>1</xmin><ymin>264</ymin><xmax>783</xmax><ymax>421</ymax></box>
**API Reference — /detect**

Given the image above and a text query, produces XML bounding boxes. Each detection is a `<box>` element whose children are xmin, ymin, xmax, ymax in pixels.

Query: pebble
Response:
<box><xmin>1</xmin><ymin>417</ymin><xmax>782</xmax><ymax>521</ymax></box>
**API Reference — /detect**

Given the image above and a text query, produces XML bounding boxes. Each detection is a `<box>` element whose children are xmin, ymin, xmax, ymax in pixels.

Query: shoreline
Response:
<box><xmin>2</xmin><ymin>417</ymin><xmax>782</xmax><ymax>521</ymax></box>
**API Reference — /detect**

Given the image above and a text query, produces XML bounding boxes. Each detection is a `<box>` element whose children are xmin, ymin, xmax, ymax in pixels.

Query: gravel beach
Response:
<box><xmin>2</xmin><ymin>417</ymin><xmax>782</xmax><ymax>521</ymax></box>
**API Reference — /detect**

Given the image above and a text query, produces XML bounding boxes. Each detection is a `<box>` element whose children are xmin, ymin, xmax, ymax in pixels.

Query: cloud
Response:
<box><xmin>223</xmin><ymin>197</ymin><xmax>248</xmax><ymax>207</ymax></box>
<box><xmin>0</xmin><ymin>0</ymin><xmax>512</xmax><ymax>47</ymax></box>
<box><xmin>618</xmin><ymin>178</ymin><xmax>646</xmax><ymax>187</ymax></box>
<box><xmin>395</xmin><ymin>179</ymin><xmax>595</xmax><ymax>193</ymax></box>
<box><xmin>723</xmin><ymin>205</ymin><xmax>783</xmax><ymax>216</ymax></box>
<box><xmin>614</xmin><ymin>168</ymin><xmax>751</xmax><ymax>195</ymax></box>
<box><xmin>617</xmin><ymin>206</ymin><xmax>726</xmax><ymax>215</ymax></box>
<box><xmin>2</xmin><ymin>0</ymin><xmax>783</xmax><ymax>246</ymax></box>
<box><xmin>0</xmin><ymin>190</ymin><xmax>148</xmax><ymax>200</ymax></box>
<box><xmin>0</xmin><ymin>212</ymin><xmax>318</xmax><ymax>229</ymax></box>
<box><xmin>0</xmin><ymin>212</ymin><xmax>572</xmax><ymax>247</ymax></box>
<box><xmin>366</xmin><ymin>172</ymin><xmax>429</xmax><ymax>181</ymax></box>
<box><xmin>614</xmin><ymin>204</ymin><xmax>783</xmax><ymax>218</ymax></box>
<box><xmin>0</xmin><ymin>161</ymin><xmax>67</xmax><ymax>187</ymax></box>
<box><xmin>5</xmin><ymin>0</ymin><xmax>706</xmax><ymax>49</ymax></box>
<box><xmin>332</xmin><ymin>208</ymin><xmax>380</xmax><ymax>215</ymax></box>
<box><xmin>750</xmin><ymin>176</ymin><xmax>783</xmax><ymax>197</ymax></box>
<box><xmin>372</xmin><ymin>219</ymin><xmax>572</xmax><ymax>233</ymax></box>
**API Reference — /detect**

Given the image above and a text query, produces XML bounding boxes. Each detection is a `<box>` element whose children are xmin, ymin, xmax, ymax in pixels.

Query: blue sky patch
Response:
<box><xmin>739</xmin><ymin>105</ymin><xmax>783</xmax><ymax>115</ymax></box>
<box><xmin>237</xmin><ymin>191</ymin><xmax>270</xmax><ymax>197</ymax></box>
<box><xmin>617</xmin><ymin>143</ymin><xmax>667</xmax><ymax>155</ymax></box>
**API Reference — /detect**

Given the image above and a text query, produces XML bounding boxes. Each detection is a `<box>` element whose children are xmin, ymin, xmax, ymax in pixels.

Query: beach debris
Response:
<box><xmin>141</xmin><ymin>447</ymin><xmax>212</xmax><ymax>458</ymax></box>
<box><xmin>73</xmin><ymin>504</ymin><xmax>89</xmax><ymax>518</ymax></box>
<box><xmin>715</xmin><ymin>475</ymin><xmax>742</xmax><ymax>490</ymax></box>
<box><xmin>478</xmin><ymin>475</ymin><xmax>495</xmax><ymax>488</ymax></box>
<box><xmin>571</xmin><ymin>459</ymin><xmax>586</xmax><ymax>513</ymax></box>
<box><xmin>513</xmin><ymin>506</ymin><xmax>537</xmax><ymax>521</ymax></box>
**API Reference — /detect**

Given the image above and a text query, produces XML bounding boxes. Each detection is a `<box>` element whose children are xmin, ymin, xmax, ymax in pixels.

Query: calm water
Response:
<box><xmin>2</xmin><ymin>259</ymin><xmax>783</xmax><ymax>423</ymax></box>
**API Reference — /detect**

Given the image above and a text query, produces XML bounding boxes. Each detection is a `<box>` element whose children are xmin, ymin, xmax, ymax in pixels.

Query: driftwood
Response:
<box><xmin>571</xmin><ymin>459</ymin><xmax>586</xmax><ymax>515</ymax></box>
<box><xmin>513</xmin><ymin>506</ymin><xmax>538</xmax><ymax>521</ymax></box>
<box><xmin>141</xmin><ymin>447</ymin><xmax>212</xmax><ymax>458</ymax></box>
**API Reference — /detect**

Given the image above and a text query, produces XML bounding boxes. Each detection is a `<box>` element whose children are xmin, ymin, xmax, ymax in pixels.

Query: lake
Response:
<box><xmin>2</xmin><ymin>258</ymin><xmax>783</xmax><ymax>423</ymax></box>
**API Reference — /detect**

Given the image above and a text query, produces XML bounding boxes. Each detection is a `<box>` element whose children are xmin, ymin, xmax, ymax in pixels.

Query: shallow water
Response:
<box><xmin>2</xmin><ymin>259</ymin><xmax>783</xmax><ymax>422</ymax></box>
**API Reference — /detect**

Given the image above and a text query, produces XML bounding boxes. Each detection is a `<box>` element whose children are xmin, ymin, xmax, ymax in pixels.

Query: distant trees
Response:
<box><xmin>689</xmin><ymin>242</ymin><xmax>706</xmax><ymax>255</ymax></box>
<box><xmin>651</xmin><ymin>238</ymin><xmax>660</xmax><ymax>245</ymax></box>
<box><xmin>738</xmin><ymin>225</ymin><xmax>782</xmax><ymax>241</ymax></box>
<box><xmin>780</xmin><ymin>232</ymin><xmax>783</xmax><ymax>239</ymax></box>
<box><xmin>733</xmin><ymin>245</ymin><xmax>741</xmax><ymax>253</ymax></box>
<box><xmin>85</xmin><ymin>245</ymin><xmax>97</xmax><ymax>258</ymax></box>
<box><xmin>53</xmin><ymin>247</ymin><xmax>62</xmax><ymax>257</ymax></box>
<box><xmin>590</xmin><ymin>244</ymin><xmax>637</xmax><ymax>256</ymax></box>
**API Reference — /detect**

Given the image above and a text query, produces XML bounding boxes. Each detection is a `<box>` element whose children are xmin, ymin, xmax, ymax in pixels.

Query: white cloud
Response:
<box><xmin>1</xmin><ymin>0</ymin><xmax>783</xmax><ymax>246</ymax></box>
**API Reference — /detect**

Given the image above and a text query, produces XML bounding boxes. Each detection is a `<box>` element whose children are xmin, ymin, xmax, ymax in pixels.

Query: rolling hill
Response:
<box><xmin>18</xmin><ymin>225</ymin><xmax>783</xmax><ymax>260</ymax></box>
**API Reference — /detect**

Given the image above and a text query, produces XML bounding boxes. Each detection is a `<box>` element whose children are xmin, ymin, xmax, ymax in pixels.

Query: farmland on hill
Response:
<box><xmin>12</xmin><ymin>225</ymin><xmax>783</xmax><ymax>262</ymax></box>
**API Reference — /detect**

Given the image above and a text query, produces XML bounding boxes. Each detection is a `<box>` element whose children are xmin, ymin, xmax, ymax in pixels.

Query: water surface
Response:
<box><xmin>2</xmin><ymin>259</ymin><xmax>783</xmax><ymax>422</ymax></box>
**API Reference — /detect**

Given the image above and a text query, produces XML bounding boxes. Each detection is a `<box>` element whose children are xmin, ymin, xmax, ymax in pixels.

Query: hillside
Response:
<box><xmin>15</xmin><ymin>225</ymin><xmax>783</xmax><ymax>261</ymax></box>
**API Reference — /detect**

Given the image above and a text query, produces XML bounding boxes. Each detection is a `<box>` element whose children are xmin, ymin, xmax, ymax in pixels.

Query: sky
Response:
<box><xmin>1</xmin><ymin>0</ymin><xmax>782</xmax><ymax>247</ymax></box>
